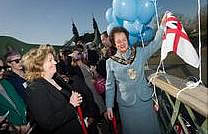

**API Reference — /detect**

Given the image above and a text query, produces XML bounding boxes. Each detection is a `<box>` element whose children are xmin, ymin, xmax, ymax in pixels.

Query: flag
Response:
<box><xmin>161</xmin><ymin>14</ymin><xmax>200</xmax><ymax>68</ymax></box>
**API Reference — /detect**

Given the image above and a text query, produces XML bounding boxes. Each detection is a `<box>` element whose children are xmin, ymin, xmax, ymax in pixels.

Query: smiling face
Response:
<box><xmin>114</xmin><ymin>32</ymin><xmax>129</xmax><ymax>53</ymax></box>
<box><xmin>42</xmin><ymin>53</ymin><xmax>57</xmax><ymax>79</ymax></box>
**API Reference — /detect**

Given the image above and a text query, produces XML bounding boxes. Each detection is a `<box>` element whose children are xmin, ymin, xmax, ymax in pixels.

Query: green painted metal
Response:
<box><xmin>157</xmin><ymin>90</ymin><xmax>208</xmax><ymax>134</ymax></box>
<box><xmin>171</xmin><ymin>100</ymin><xmax>181</xmax><ymax>126</ymax></box>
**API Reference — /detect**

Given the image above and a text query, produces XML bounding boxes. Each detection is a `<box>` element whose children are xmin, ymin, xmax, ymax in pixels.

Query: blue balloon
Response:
<box><xmin>112</xmin><ymin>0</ymin><xmax>137</xmax><ymax>22</ymax></box>
<box><xmin>123</xmin><ymin>19</ymin><xmax>144</xmax><ymax>35</ymax></box>
<box><xmin>129</xmin><ymin>33</ymin><xmax>141</xmax><ymax>46</ymax></box>
<box><xmin>140</xmin><ymin>26</ymin><xmax>154</xmax><ymax>42</ymax></box>
<box><xmin>112</xmin><ymin>10</ymin><xmax>124</xmax><ymax>26</ymax></box>
<box><xmin>137</xmin><ymin>0</ymin><xmax>155</xmax><ymax>24</ymax></box>
<box><xmin>105</xmin><ymin>8</ymin><xmax>113</xmax><ymax>24</ymax></box>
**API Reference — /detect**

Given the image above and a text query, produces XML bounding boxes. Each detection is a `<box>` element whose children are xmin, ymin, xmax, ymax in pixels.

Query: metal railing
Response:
<box><xmin>147</xmin><ymin>71</ymin><xmax>208</xmax><ymax>134</ymax></box>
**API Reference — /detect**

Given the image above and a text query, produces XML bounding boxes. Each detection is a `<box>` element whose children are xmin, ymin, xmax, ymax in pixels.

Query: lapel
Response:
<box><xmin>41</xmin><ymin>78</ymin><xmax>67</xmax><ymax>102</ymax></box>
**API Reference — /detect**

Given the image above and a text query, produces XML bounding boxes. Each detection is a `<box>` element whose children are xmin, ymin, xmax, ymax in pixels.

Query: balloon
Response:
<box><xmin>137</xmin><ymin>0</ymin><xmax>155</xmax><ymax>24</ymax></box>
<box><xmin>105</xmin><ymin>8</ymin><xmax>113</xmax><ymax>24</ymax></box>
<box><xmin>112</xmin><ymin>10</ymin><xmax>124</xmax><ymax>26</ymax></box>
<box><xmin>112</xmin><ymin>0</ymin><xmax>137</xmax><ymax>22</ymax></box>
<box><xmin>123</xmin><ymin>19</ymin><xmax>144</xmax><ymax>35</ymax></box>
<box><xmin>129</xmin><ymin>34</ymin><xmax>140</xmax><ymax>46</ymax></box>
<box><xmin>107</xmin><ymin>23</ymin><xmax>121</xmax><ymax>35</ymax></box>
<box><xmin>140</xmin><ymin>26</ymin><xmax>154</xmax><ymax>42</ymax></box>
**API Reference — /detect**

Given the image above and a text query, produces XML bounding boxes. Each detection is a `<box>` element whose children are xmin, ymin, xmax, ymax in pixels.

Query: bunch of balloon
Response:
<box><xmin>105</xmin><ymin>0</ymin><xmax>156</xmax><ymax>46</ymax></box>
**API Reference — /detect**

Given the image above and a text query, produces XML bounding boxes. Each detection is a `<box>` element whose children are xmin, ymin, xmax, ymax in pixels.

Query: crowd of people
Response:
<box><xmin>0</xmin><ymin>12</ymin><xmax>167</xmax><ymax>134</ymax></box>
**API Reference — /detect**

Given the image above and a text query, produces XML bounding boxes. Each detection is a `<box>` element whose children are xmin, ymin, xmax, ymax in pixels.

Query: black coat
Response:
<box><xmin>53</xmin><ymin>72</ymin><xmax>100</xmax><ymax>119</ymax></box>
<box><xmin>26</xmin><ymin>78</ymin><xmax>82</xmax><ymax>134</ymax></box>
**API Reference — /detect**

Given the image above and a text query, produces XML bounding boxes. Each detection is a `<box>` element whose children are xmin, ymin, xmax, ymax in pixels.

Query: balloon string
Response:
<box><xmin>139</xmin><ymin>30</ymin><xmax>150</xmax><ymax>69</ymax></box>
<box><xmin>197</xmin><ymin>0</ymin><xmax>202</xmax><ymax>84</ymax></box>
<box><xmin>139</xmin><ymin>30</ymin><xmax>145</xmax><ymax>48</ymax></box>
<box><xmin>153</xmin><ymin>0</ymin><xmax>166</xmax><ymax>73</ymax></box>
<box><xmin>153</xmin><ymin>0</ymin><xmax>160</xmax><ymax>29</ymax></box>
<box><xmin>151</xmin><ymin>0</ymin><xmax>166</xmax><ymax>106</ymax></box>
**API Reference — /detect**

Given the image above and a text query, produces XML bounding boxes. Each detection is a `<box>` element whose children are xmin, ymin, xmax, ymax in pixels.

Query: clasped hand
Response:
<box><xmin>70</xmin><ymin>91</ymin><xmax>83</xmax><ymax>107</ymax></box>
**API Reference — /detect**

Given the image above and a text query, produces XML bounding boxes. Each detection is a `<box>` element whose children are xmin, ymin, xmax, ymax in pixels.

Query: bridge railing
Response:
<box><xmin>147</xmin><ymin>71</ymin><xmax>208</xmax><ymax>134</ymax></box>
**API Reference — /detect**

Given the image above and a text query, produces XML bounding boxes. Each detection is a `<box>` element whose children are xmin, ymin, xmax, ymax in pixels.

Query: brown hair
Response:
<box><xmin>22</xmin><ymin>44</ymin><xmax>56</xmax><ymax>81</ymax></box>
<box><xmin>101</xmin><ymin>31</ymin><xmax>108</xmax><ymax>38</ymax></box>
<box><xmin>109</xmin><ymin>26</ymin><xmax>129</xmax><ymax>47</ymax></box>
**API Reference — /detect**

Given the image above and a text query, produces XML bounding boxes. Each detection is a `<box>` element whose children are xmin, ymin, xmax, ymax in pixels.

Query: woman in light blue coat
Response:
<box><xmin>105</xmin><ymin>13</ymin><xmax>167</xmax><ymax>134</ymax></box>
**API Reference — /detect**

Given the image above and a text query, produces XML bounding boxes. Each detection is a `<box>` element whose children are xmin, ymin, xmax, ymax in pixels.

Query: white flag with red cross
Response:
<box><xmin>161</xmin><ymin>14</ymin><xmax>200</xmax><ymax>68</ymax></box>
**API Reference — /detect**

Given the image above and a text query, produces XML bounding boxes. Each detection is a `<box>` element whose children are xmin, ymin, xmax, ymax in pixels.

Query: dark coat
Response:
<box><xmin>26</xmin><ymin>78</ymin><xmax>82</xmax><ymax>134</ymax></box>
<box><xmin>5</xmin><ymin>71</ymin><xmax>27</xmax><ymax>102</ymax></box>
<box><xmin>53</xmin><ymin>72</ymin><xmax>100</xmax><ymax>134</ymax></box>
<box><xmin>53</xmin><ymin>72</ymin><xmax>100</xmax><ymax>119</ymax></box>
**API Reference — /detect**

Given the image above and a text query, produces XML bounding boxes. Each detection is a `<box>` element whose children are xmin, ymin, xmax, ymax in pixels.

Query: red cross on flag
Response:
<box><xmin>161</xmin><ymin>13</ymin><xmax>200</xmax><ymax>68</ymax></box>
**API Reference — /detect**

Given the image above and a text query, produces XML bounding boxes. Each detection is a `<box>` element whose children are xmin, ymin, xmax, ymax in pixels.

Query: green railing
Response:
<box><xmin>147</xmin><ymin>71</ymin><xmax>208</xmax><ymax>134</ymax></box>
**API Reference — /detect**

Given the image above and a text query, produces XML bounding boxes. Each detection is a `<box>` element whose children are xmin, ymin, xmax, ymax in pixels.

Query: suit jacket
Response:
<box><xmin>106</xmin><ymin>27</ymin><xmax>164</xmax><ymax>108</ymax></box>
<box><xmin>26</xmin><ymin>78</ymin><xmax>82</xmax><ymax>134</ymax></box>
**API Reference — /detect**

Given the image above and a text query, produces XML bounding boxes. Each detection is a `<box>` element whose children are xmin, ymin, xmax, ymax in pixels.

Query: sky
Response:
<box><xmin>0</xmin><ymin>0</ymin><xmax>207</xmax><ymax>45</ymax></box>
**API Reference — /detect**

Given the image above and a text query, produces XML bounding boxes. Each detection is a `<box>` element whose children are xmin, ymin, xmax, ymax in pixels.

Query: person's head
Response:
<box><xmin>0</xmin><ymin>58</ymin><xmax>5</xmax><ymax>79</ymax></box>
<box><xmin>109</xmin><ymin>26</ymin><xmax>129</xmax><ymax>53</ymax></box>
<box><xmin>85</xmin><ymin>42</ymin><xmax>96</xmax><ymax>50</ymax></box>
<box><xmin>5</xmin><ymin>50</ymin><xmax>22</xmax><ymax>71</ymax></box>
<box><xmin>22</xmin><ymin>45</ymin><xmax>56</xmax><ymax>81</ymax></box>
<box><xmin>69</xmin><ymin>50</ymin><xmax>83</xmax><ymax>66</ymax></box>
<box><xmin>101</xmin><ymin>31</ymin><xmax>112</xmax><ymax>48</ymax></box>
<box><xmin>76</xmin><ymin>40</ymin><xmax>83</xmax><ymax>46</ymax></box>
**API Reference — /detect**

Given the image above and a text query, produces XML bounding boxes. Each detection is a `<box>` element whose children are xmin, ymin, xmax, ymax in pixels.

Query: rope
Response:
<box><xmin>176</xmin><ymin>80</ymin><xmax>201</xmax><ymax>99</ymax></box>
<box><xmin>149</xmin><ymin>0</ymin><xmax>161</xmax><ymax>105</ymax></box>
<box><xmin>153</xmin><ymin>0</ymin><xmax>160</xmax><ymax>29</ymax></box>
<box><xmin>197</xmin><ymin>0</ymin><xmax>202</xmax><ymax>84</ymax></box>
<box><xmin>176</xmin><ymin>0</ymin><xmax>204</xmax><ymax>100</ymax></box>
<box><xmin>139</xmin><ymin>29</ymin><xmax>150</xmax><ymax>70</ymax></box>
<box><xmin>150</xmin><ymin>0</ymin><xmax>203</xmax><ymax>107</ymax></box>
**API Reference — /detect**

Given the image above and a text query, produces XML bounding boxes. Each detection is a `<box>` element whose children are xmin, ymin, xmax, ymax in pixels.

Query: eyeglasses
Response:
<box><xmin>8</xmin><ymin>59</ymin><xmax>21</xmax><ymax>64</ymax></box>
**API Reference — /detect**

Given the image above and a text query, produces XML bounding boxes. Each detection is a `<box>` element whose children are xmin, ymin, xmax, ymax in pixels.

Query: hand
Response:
<box><xmin>153</xmin><ymin>103</ymin><xmax>159</xmax><ymax>112</ymax></box>
<box><xmin>90</xmin><ymin>65</ymin><xmax>96</xmax><ymax>72</ymax></box>
<box><xmin>69</xmin><ymin>91</ymin><xmax>82</xmax><ymax>107</ymax></box>
<box><xmin>15</xmin><ymin>124</ymin><xmax>30</xmax><ymax>134</ymax></box>
<box><xmin>107</xmin><ymin>108</ymin><xmax>113</xmax><ymax>120</ymax></box>
<box><xmin>160</xmin><ymin>11</ymin><xmax>171</xmax><ymax>27</ymax></box>
<box><xmin>0</xmin><ymin>116</ymin><xmax>6</xmax><ymax>123</ymax></box>
<box><xmin>103</xmin><ymin>111</ymin><xmax>109</xmax><ymax>121</ymax></box>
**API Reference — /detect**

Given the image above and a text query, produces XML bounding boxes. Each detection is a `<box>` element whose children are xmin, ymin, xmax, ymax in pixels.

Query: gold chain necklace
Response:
<box><xmin>110</xmin><ymin>46</ymin><xmax>136</xmax><ymax>65</ymax></box>
<box><xmin>110</xmin><ymin>47</ymin><xmax>137</xmax><ymax>80</ymax></box>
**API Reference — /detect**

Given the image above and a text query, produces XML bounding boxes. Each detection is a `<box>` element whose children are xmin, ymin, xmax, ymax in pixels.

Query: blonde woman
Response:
<box><xmin>22</xmin><ymin>45</ymin><xmax>82</xmax><ymax>134</ymax></box>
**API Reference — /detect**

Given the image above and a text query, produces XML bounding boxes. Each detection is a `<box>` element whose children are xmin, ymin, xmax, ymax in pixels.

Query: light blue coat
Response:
<box><xmin>106</xmin><ymin>27</ymin><xmax>164</xmax><ymax>108</ymax></box>
<box><xmin>105</xmin><ymin>27</ymin><xmax>164</xmax><ymax>134</ymax></box>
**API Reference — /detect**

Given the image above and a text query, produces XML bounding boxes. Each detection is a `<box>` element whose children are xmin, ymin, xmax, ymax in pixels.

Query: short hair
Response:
<box><xmin>109</xmin><ymin>26</ymin><xmax>129</xmax><ymax>47</ymax></box>
<box><xmin>22</xmin><ymin>44</ymin><xmax>56</xmax><ymax>81</ymax></box>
